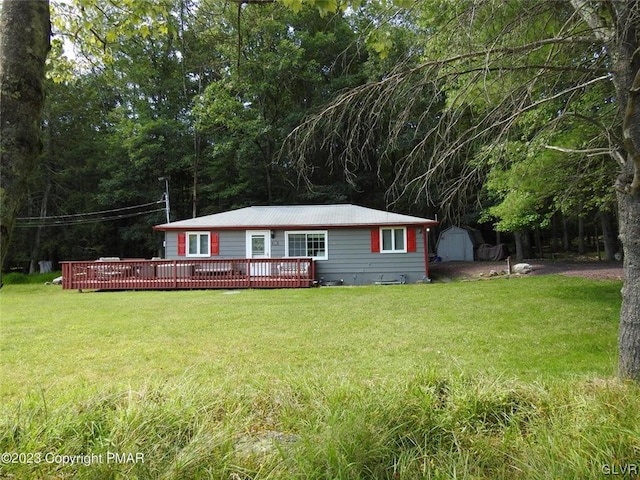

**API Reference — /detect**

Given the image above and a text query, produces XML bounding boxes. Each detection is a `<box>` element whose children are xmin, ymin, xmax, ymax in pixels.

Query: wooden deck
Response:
<box><xmin>61</xmin><ymin>258</ymin><xmax>316</xmax><ymax>290</ymax></box>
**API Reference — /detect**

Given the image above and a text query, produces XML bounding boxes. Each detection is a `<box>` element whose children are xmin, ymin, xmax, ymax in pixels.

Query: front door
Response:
<box><xmin>246</xmin><ymin>231</ymin><xmax>271</xmax><ymax>275</ymax></box>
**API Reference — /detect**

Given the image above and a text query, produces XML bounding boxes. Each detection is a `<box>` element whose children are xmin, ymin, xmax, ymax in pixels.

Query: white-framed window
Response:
<box><xmin>187</xmin><ymin>232</ymin><xmax>210</xmax><ymax>257</ymax></box>
<box><xmin>380</xmin><ymin>227</ymin><xmax>406</xmax><ymax>253</ymax></box>
<box><xmin>285</xmin><ymin>231</ymin><xmax>328</xmax><ymax>260</ymax></box>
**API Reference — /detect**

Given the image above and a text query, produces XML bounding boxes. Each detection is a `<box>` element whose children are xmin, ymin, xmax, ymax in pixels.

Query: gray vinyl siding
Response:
<box><xmin>165</xmin><ymin>227</ymin><xmax>429</xmax><ymax>285</ymax></box>
<box><xmin>219</xmin><ymin>231</ymin><xmax>247</xmax><ymax>257</ymax></box>
<box><xmin>164</xmin><ymin>230</ymin><xmax>246</xmax><ymax>258</ymax></box>
<box><xmin>314</xmin><ymin>228</ymin><xmax>428</xmax><ymax>285</ymax></box>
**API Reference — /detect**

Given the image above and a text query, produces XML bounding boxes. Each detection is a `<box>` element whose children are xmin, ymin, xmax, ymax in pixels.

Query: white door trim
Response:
<box><xmin>246</xmin><ymin>230</ymin><xmax>271</xmax><ymax>259</ymax></box>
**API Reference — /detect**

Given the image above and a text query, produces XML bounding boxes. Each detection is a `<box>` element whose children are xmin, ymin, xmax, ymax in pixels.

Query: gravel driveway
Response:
<box><xmin>429</xmin><ymin>259</ymin><xmax>623</xmax><ymax>282</ymax></box>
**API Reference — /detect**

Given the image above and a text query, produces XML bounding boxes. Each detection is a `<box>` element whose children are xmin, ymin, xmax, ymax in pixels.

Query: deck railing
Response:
<box><xmin>61</xmin><ymin>258</ymin><xmax>315</xmax><ymax>290</ymax></box>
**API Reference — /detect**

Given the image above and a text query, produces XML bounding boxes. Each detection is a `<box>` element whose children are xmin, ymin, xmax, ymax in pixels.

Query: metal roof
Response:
<box><xmin>154</xmin><ymin>204</ymin><xmax>438</xmax><ymax>230</ymax></box>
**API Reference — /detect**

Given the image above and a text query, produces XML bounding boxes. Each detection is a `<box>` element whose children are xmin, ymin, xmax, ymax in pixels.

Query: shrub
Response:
<box><xmin>2</xmin><ymin>271</ymin><xmax>61</xmax><ymax>285</ymax></box>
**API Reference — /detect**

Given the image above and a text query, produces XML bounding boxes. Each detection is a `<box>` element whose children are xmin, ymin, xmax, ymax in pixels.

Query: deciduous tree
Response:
<box><xmin>0</xmin><ymin>0</ymin><xmax>51</xmax><ymax>275</ymax></box>
<box><xmin>285</xmin><ymin>0</ymin><xmax>640</xmax><ymax>380</ymax></box>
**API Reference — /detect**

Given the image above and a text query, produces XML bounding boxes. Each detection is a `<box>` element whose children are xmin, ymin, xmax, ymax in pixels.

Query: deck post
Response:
<box><xmin>173</xmin><ymin>260</ymin><xmax>178</xmax><ymax>288</ymax></box>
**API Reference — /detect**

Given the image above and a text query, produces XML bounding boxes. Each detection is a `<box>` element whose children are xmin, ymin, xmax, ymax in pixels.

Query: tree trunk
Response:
<box><xmin>0</xmin><ymin>0</ymin><xmax>51</xmax><ymax>274</ymax></box>
<box><xmin>611</xmin><ymin>2</ymin><xmax>640</xmax><ymax>381</ymax></box>
<box><xmin>192</xmin><ymin>146</ymin><xmax>199</xmax><ymax>218</ymax></box>
<box><xmin>551</xmin><ymin>213</ymin><xmax>559</xmax><ymax>253</ymax></box>
<box><xmin>534</xmin><ymin>228</ymin><xmax>543</xmax><ymax>258</ymax></box>
<box><xmin>514</xmin><ymin>230</ymin><xmax>531</xmax><ymax>261</ymax></box>
<box><xmin>514</xmin><ymin>231</ymin><xmax>524</xmax><ymax>261</ymax></box>
<box><xmin>599</xmin><ymin>210</ymin><xmax>618</xmax><ymax>261</ymax></box>
<box><xmin>28</xmin><ymin>180</ymin><xmax>51</xmax><ymax>274</ymax></box>
<box><xmin>562</xmin><ymin>215</ymin><xmax>571</xmax><ymax>251</ymax></box>
<box><xmin>578</xmin><ymin>216</ymin><xmax>585</xmax><ymax>254</ymax></box>
<box><xmin>617</xmin><ymin>190</ymin><xmax>640</xmax><ymax>380</ymax></box>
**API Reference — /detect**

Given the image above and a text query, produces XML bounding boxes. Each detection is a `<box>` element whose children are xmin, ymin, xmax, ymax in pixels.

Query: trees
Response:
<box><xmin>0</xmin><ymin>0</ymin><xmax>51</xmax><ymax>277</ymax></box>
<box><xmin>2</xmin><ymin>0</ymin><xmax>375</xmax><ymax>268</ymax></box>
<box><xmin>284</xmin><ymin>0</ymin><xmax>640</xmax><ymax>380</ymax></box>
<box><xmin>481</xmin><ymin>92</ymin><xmax>619</xmax><ymax>261</ymax></box>
<box><xmin>193</xmin><ymin>2</ymin><xmax>369</xmax><ymax>210</ymax></box>
<box><xmin>2</xmin><ymin>0</ymin><xmax>638</xmax><ymax>379</ymax></box>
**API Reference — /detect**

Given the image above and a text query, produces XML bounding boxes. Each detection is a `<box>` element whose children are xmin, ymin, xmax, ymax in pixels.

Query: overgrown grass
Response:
<box><xmin>1</xmin><ymin>373</ymin><xmax>638</xmax><ymax>479</ymax></box>
<box><xmin>1</xmin><ymin>276</ymin><xmax>634</xmax><ymax>479</ymax></box>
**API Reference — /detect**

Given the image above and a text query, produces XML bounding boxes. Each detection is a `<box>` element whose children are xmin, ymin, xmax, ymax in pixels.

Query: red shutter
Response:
<box><xmin>210</xmin><ymin>232</ymin><xmax>219</xmax><ymax>256</ymax></box>
<box><xmin>407</xmin><ymin>227</ymin><xmax>417</xmax><ymax>252</ymax></box>
<box><xmin>177</xmin><ymin>233</ymin><xmax>186</xmax><ymax>256</ymax></box>
<box><xmin>371</xmin><ymin>228</ymin><xmax>380</xmax><ymax>253</ymax></box>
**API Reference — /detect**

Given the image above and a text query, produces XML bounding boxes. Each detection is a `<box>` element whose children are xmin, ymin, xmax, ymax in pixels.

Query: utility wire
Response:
<box><xmin>17</xmin><ymin>200</ymin><xmax>163</xmax><ymax>220</ymax></box>
<box><xmin>15</xmin><ymin>208</ymin><xmax>165</xmax><ymax>227</ymax></box>
<box><xmin>15</xmin><ymin>201</ymin><xmax>166</xmax><ymax>228</ymax></box>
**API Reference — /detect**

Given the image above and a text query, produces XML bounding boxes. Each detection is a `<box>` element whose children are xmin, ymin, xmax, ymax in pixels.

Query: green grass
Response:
<box><xmin>1</xmin><ymin>275</ymin><xmax>636</xmax><ymax>479</ymax></box>
<box><xmin>1</xmin><ymin>271</ymin><xmax>61</xmax><ymax>285</ymax></box>
<box><xmin>1</xmin><ymin>276</ymin><xmax>620</xmax><ymax>400</ymax></box>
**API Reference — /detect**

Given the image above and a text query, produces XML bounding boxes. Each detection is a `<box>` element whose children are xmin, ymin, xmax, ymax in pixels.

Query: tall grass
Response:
<box><xmin>1</xmin><ymin>372</ymin><xmax>638</xmax><ymax>479</ymax></box>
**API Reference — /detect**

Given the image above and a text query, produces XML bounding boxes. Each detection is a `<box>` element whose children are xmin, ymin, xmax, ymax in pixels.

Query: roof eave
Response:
<box><xmin>153</xmin><ymin>220</ymin><xmax>439</xmax><ymax>231</ymax></box>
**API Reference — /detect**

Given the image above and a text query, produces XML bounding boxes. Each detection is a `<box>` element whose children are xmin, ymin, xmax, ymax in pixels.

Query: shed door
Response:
<box><xmin>449</xmin><ymin>232</ymin><xmax>469</xmax><ymax>261</ymax></box>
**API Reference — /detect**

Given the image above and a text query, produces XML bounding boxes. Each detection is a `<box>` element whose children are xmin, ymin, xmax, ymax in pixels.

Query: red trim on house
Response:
<box><xmin>371</xmin><ymin>228</ymin><xmax>380</xmax><ymax>253</ymax></box>
<box><xmin>423</xmin><ymin>225</ymin><xmax>430</xmax><ymax>279</ymax></box>
<box><xmin>210</xmin><ymin>232</ymin><xmax>219</xmax><ymax>255</ymax></box>
<box><xmin>177</xmin><ymin>233</ymin><xmax>186</xmax><ymax>256</ymax></box>
<box><xmin>407</xmin><ymin>227</ymin><xmax>417</xmax><ymax>252</ymax></box>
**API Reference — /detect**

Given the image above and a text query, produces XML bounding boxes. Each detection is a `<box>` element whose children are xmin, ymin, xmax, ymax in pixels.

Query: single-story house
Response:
<box><xmin>153</xmin><ymin>204</ymin><xmax>439</xmax><ymax>285</ymax></box>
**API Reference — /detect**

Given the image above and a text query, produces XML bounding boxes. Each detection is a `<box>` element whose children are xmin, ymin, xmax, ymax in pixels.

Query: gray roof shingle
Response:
<box><xmin>154</xmin><ymin>204</ymin><xmax>437</xmax><ymax>230</ymax></box>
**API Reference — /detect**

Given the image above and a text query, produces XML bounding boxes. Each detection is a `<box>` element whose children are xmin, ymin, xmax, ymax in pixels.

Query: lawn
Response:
<box><xmin>1</xmin><ymin>275</ymin><xmax>621</xmax><ymax>400</ymax></box>
<box><xmin>1</xmin><ymin>275</ymin><xmax>638</xmax><ymax>479</ymax></box>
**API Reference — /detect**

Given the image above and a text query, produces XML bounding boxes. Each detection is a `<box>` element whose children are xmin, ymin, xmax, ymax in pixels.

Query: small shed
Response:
<box><xmin>436</xmin><ymin>226</ymin><xmax>483</xmax><ymax>261</ymax></box>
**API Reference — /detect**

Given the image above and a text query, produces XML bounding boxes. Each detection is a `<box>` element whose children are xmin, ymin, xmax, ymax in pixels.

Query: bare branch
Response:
<box><xmin>281</xmin><ymin>1</ymin><xmax>618</xmax><ymax>223</ymax></box>
<box><xmin>569</xmin><ymin>0</ymin><xmax>614</xmax><ymax>41</ymax></box>
<box><xmin>545</xmin><ymin>145</ymin><xmax>626</xmax><ymax>166</ymax></box>
<box><xmin>545</xmin><ymin>145</ymin><xmax>614</xmax><ymax>156</ymax></box>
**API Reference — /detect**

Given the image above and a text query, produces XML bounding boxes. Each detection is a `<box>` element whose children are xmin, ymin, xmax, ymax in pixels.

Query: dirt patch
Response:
<box><xmin>429</xmin><ymin>259</ymin><xmax>623</xmax><ymax>282</ymax></box>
